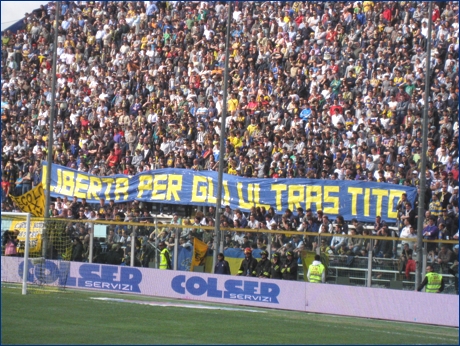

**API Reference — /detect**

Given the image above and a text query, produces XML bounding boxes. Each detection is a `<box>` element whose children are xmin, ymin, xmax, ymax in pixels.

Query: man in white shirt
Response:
<box><xmin>331</xmin><ymin>108</ymin><xmax>345</xmax><ymax>127</ymax></box>
<box><xmin>160</xmin><ymin>137</ymin><xmax>172</xmax><ymax>156</ymax></box>
<box><xmin>264</xmin><ymin>214</ymin><xmax>277</xmax><ymax>230</ymax></box>
<box><xmin>320</xmin><ymin>215</ymin><xmax>333</xmax><ymax>234</ymax></box>
<box><xmin>147</xmin><ymin>109</ymin><xmax>158</xmax><ymax>124</ymax></box>
<box><xmin>399</xmin><ymin>219</ymin><xmax>417</xmax><ymax>250</ymax></box>
<box><xmin>233</xmin><ymin>231</ymin><xmax>245</xmax><ymax>245</ymax></box>
<box><xmin>247</xmin><ymin>214</ymin><xmax>259</xmax><ymax>229</ymax></box>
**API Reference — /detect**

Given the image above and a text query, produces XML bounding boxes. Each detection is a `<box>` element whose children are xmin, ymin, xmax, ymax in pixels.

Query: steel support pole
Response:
<box><xmin>367</xmin><ymin>240</ymin><xmax>373</xmax><ymax>288</ymax></box>
<box><xmin>213</xmin><ymin>2</ymin><xmax>233</xmax><ymax>269</ymax></box>
<box><xmin>415</xmin><ymin>1</ymin><xmax>433</xmax><ymax>290</ymax></box>
<box><xmin>43</xmin><ymin>1</ymin><xmax>60</xmax><ymax>259</ymax></box>
<box><xmin>89</xmin><ymin>223</ymin><xmax>94</xmax><ymax>263</ymax></box>
<box><xmin>130</xmin><ymin>231</ymin><xmax>136</xmax><ymax>267</ymax></box>
<box><xmin>173</xmin><ymin>227</ymin><xmax>179</xmax><ymax>271</ymax></box>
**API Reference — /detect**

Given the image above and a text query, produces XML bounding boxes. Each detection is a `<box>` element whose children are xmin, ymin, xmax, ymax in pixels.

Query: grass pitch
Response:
<box><xmin>1</xmin><ymin>285</ymin><xmax>458</xmax><ymax>345</ymax></box>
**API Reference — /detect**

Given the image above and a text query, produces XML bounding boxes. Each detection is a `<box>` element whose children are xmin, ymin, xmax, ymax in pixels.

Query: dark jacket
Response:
<box><xmin>255</xmin><ymin>258</ymin><xmax>271</xmax><ymax>278</ymax></box>
<box><xmin>106</xmin><ymin>249</ymin><xmax>123</xmax><ymax>265</ymax></box>
<box><xmin>214</xmin><ymin>259</ymin><xmax>231</xmax><ymax>275</ymax></box>
<box><xmin>71</xmin><ymin>242</ymin><xmax>84</xmax><ymax>262</ymax></box>
<box><xmin>237</xmin><ymin>256</ymin><xmax>258</xmax><ymax>276</ymax></box>
<box><xmin>375</xmin><ymin>238</ymin><xmax>393</xmax><ymax>258</ymax></box>
<box><xmin>270</xmin><ymin>260</ymin><xmax>283</xmax><ymax>279</ymax></box>
<box><xmin>281</xmin><ymin>258</ymin><xmax>298</xmax><ymax>280</ymax></box>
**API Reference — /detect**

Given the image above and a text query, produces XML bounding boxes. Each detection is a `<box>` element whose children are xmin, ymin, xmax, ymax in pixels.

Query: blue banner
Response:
<box><xmin>176</xmin><ymin>246</ymin><xmax>192</xmax><ymax>271</ymax></box>
<box><xmin>224</xmin><ymin>248</ymin><xmax>263</xmax><ymax>259</ymax></box>
<box><xmin>42</xmin><ymin>162</ymin><xmax>416</xmax><ymax>222</ymax></box>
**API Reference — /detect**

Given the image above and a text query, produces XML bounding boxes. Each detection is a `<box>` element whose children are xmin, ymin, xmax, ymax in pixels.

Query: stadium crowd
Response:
<box><xmin>1</xmin><ymin>1</ymin><xmax>459</xmax><ymax>267</ymax></box>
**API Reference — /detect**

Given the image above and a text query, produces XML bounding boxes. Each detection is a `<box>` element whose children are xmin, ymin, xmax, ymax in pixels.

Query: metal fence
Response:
<box><xmin>2</xmin><ymin>215</ymin><xmax>458</xmax><ymax>294</ymax></box>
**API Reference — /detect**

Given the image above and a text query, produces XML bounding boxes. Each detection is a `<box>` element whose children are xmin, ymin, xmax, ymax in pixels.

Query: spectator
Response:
<box><xmin>400</xmin><ymin>221</ymin><xmax>417</xmax><ymax>251</ymax></box>
<box><xmin>405</xmin><ymin>254</ymin><xmax>417</xmax><ymax>280</ymax></box>
<box><xmin>436</xmin><ymin>245</ymin><xmax>454</xmax><ymax>268</ymax></box>
<box><xmin>423</xmin><ymin>216</ymin><xmax>440</xmax><ymax>254</ymax></box>
<box><xmin>374</xmin><ymin>228</ymin><xmax>393</xmax><ymax>258</ymax></box>
<box><xmin>330</xmin><ymin>224</ymin><xmax>347</xmax><ymax>254</ymax></box>
<box><xmin>399</xmin><ymin>201</ymin><xmax>417</xmax><ymax>229</ymax></box>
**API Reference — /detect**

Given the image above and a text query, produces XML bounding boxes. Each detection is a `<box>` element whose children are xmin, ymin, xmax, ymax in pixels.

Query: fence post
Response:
<box><xmin>173</xmin><ymin>227</ymin><xmax>179</xmax><ymax>271</ymax></box>
<box><xmin>130</xmin><ymin>230</ymin><xmax>136</xmax><ymax>267</ymax></box>
<box><xmin>219</xmin><ymin>229</ymin><xmax>224</xmax><ymax>254</ymax></box>
<box><xmin>367</xmin><ymin>239</ymin><xmax>373</xmax><ymax>288</ymax></box>
<box><xmin>316</xmin><ymin>235</ymin><xmax>321</xmax><ymax>255</ymax></box>
<box><xmin>154</xmin><ymin>216</ymin><xmax>159</xmax><ymax>269</ymax></box>
<box><xmin>22</xmin><ymin>212</ymin><xmax>31</xmax><ymax>295</ymax></box>
<box><xmin>422</xmin><ymin>242</ymin><xmax>427</xmax><ymax>278</ymax></box>
<box><xmin>391</xmin><ymin>228</ymin><xmax>397</xmax><ymax>259</ymax></box>
<box><xmin>89</xmin><ymin>223</ymin><xmax>94</xmax><ymax>264</ymax></box>
<box><xmin>267</xmin><ymin>231</ymin><xmax>272</xmax><ymax>256</ymax></box>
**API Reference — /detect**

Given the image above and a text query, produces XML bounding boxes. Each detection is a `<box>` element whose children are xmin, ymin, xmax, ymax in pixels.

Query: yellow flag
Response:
<box><xmin>11</xmin><ymin>218</ymin><xmax>44</xmax><ymax>254</ymax></box>
<box><xmin>10</xmin><ymin>183</ymin><xmax>45</xmax><ymax>217</ymax></box>
<box><xmin>191</xmin><ymin>238</ymin><xmax>208</xmax><ymax>272</ymax></box>
<box><xmin>300</xmin><ymin>251</ymin><xmax>317</xmax><ymax>282</ymax></box>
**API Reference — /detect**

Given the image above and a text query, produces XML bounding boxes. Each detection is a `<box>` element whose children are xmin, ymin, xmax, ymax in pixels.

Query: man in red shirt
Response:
<box><xmin>247</xmin><ymin>95</ymin><xmax>259</xmax><ymax>115</ymax></box>
<box><xmin>382</xmin><ymin>4</ymin><xmax>392</xmax><ymax>22</ymax></box>
<box><xmin>113</xmin><ymin>143</ymin><xmax>122</xmax><ymax>163</ymax></box>
<box><xmin>329</xmin><ymin>99</ymin><xmax>343</xmax><ymax>116</ymax></box>
<box><xmin>405</xmin><ymin>254</ymin><xmax>416</xmax><ymax>280</ymax></box>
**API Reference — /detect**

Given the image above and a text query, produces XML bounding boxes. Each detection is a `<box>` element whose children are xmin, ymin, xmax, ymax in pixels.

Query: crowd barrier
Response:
<box><xmin>2</xmin><ymin>217</ymin><xmax>458</xmax><ymax>294</ymax></box>
<box><xmin>1</xmin><ymin>256</ymin><xmax>458</xmax><ymax>327</ymax></box>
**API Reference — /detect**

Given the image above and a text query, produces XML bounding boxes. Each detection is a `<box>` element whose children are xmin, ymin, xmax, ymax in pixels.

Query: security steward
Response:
<box><xmin>255</xmin><ymin>250</ymin><xmax>271</xmax><ymax>278</ymax></box>
<box><xmin>270</xmin><ymin>253</ymin><xmax>283</xmax><ymax>279</ymax></box>
<box><xmin>417</xmin><ymin>265</ymin><xmax>444</xmax><ymax>293</ymax></box>
<box><xmin>158</xmin><ymin>241</ymin><xmax>171</xmax><ymax>270</ymax></box>
<box><xmin>237</xmin><ymin>247</ymin><xmax>258</xmax><ymax>276</ymax></box>
<box><xmin>307</xmin><ymin>254</ymin><xmax>326</xmax><ymax>283</ymax></box>
<box><xmin>281</xmin><ymin>251</ymin><xmax>298</xmax><ymax>280</ymax></box>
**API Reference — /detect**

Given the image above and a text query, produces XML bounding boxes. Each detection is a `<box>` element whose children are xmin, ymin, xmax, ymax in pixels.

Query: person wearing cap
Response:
<box><xmin>270</xmin><ymin>253</ymin><xmax>283</xmax><ymax>279</ymax></box>
<box><xmin>307</xmin><ymin>254</ymin><xmax>325</xmax><ymax>283</ymax></box>
<box><xmin>281</xmin><ymin>250</ymin><xmax>298</xmax><ymax>280</ymax></box>
<box><xmin>237</xmin><ymin>247</ymin><xmax>258</xmax><ymax>277</ymax></box>
<box><xmin>158</xmin><ymin>241</ymin><xmax>171</xmax><ymax>270</ymax></box>
<box><xmin>214</xmin><ymin>252</ymin><xmax>231</xmax><ymax>275</ymax></box>
<box><xmin>255</xmin><ymin>250</ymin><xmax>271</xmax><ymax>278</ymax></box>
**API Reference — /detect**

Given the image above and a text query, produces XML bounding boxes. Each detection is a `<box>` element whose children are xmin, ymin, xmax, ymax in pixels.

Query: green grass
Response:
<box><xmin>1</xmin><ymin>285</ymin><xmax>458</xmax><ymax>345</ymax></box>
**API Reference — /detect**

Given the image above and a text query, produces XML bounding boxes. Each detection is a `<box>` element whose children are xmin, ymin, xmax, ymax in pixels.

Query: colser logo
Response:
<box><xmin>171</xmin><ymin>275</ymin><xmax>280</xmax><ymax>303</ymax></box>
<box><xmin>18</xmin><ymin>261</ymin><xmax>142</xmax><ymax>293</ymax></box>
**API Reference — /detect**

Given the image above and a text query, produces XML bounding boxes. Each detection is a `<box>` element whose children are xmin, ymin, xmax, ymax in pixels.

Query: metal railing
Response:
<box><xmin>2</xmin><ymin>216</ymin><xmax>458</xmax><ymax>294</ymax></box>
